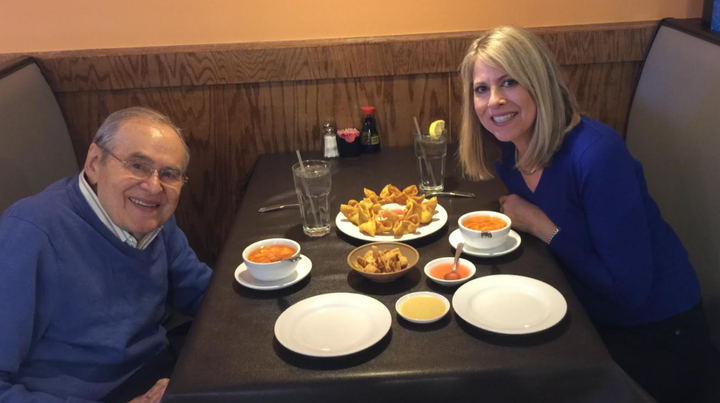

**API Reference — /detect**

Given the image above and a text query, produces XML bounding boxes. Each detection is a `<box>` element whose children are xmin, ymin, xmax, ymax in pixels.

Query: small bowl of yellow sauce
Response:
<box><xmin>395</xmin><ymin>292</ymin><xmax>450</xmax><ymax>324</ymax></box>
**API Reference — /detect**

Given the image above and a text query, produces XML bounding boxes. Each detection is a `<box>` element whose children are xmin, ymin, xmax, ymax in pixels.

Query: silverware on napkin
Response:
<box><xmin>424</xmin><ymin>191</ymin><xmax>475</xmax><ymax>198</ymax></box>
<box><xmin>258</xmin><ymin>203</ymin><xmax>300</xmax><ymax>213</ymax></box>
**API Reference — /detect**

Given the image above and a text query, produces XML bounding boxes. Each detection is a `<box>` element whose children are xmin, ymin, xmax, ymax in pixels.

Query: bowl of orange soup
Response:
<box><xmin>242</xmin><ymin>238</ymin><xmax>301</xmax><ymax>281</ymax></box>
<box><xmin>458</xmin><ymin>211</ymin><xmax>511</xmax><ymax>249</ymax></box>
<box><xmin>424</xmin><ymin>257</ymin><xmax>476</xmax><ymax>286</ymax></box>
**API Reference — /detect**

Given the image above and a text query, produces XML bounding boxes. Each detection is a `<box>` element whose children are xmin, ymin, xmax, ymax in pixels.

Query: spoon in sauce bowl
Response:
<box><xmin>281</xmin><ymin>255</ymin><xmax>303</xmax><ymax>263</ymax></box>
<box><xmin>444</xmin><ymin>243</ymin><xmax>464</xmax><ymax>280</ymax></box>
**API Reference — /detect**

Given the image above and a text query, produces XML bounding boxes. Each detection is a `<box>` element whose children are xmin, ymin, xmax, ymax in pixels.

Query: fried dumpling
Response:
<box><xmin>403</xmin><ymin>184</ymin><xmax>419</xmax><ymax>196</ymax></box>
<box><xmin>379</xmin><ymin>184</ymin><xmax>401</xmax><ymax>198</ymax></box>
<box><xmin>359</xmin><ymin>218</ymin><xmax>377</xmax><ymax>236</ymax></box>
<box><xmin>393</xmin><ymin>214</ymin><xmax>420</xmax><ymax>236</ymax></box>
<box><xmin>383</xmin><ymin>208</ymin><xmax>401</xmax><ymax>224</ymax></box>
<box><xmin>404</xmin><ymin>199</ymin><xmax>423</xmax><ymax>221</ymax></box>
<box><xmin>363</xmin><ymin>188</ymin><xmax>379</xmax><ymax>204</ymax></box>
<box><xmin>358</xmin><ymin>202</ymin><xmax>374</xmax><ymax>225</ymax></box>
<box><xmin>392</xmin><ymin>193</ymin><xmax>408</xmax><ymax>205</ymax></box>
<box><xmin>420</xmin><ymin>197</ymin><xmax>438</xmax><ymax>224</ymax></box>
<box><xmin>376</xmin><ymin>218</ymin><xmax>394</xmax><ymax>233</ymax></box>
<box><xmin>410</xmin><ymin>195</ymin><xmax>425</xmax><ymax>204</ymax></box>
<box><xmin>340</xmin><ymin>200</ymin><xmax>360</xmax><ymax>225</ymax></box>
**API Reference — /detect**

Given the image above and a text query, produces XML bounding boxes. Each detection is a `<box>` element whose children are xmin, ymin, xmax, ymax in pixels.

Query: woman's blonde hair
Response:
<box><xmin>458</xmin><ymin>26</ymin><xmax>581</xmax><ymax>180</ymax></box>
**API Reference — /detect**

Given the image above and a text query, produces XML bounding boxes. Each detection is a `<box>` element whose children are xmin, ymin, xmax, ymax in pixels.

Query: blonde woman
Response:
<box><xmin>459</xmin><ymin>26</ymin><xmax>710</xmax><ymax>403</ymax></box>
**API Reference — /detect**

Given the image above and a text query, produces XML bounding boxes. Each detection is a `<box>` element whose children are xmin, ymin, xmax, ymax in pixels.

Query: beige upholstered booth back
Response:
<box><xmin>0</xmin><ymin>59</ymin><xmax>78</xmax><ymax>215</ymax></box>
<box><xmin>626</xmin><ymin>20</ymin><xmax>720</xmax><ymax>350</ymax></box>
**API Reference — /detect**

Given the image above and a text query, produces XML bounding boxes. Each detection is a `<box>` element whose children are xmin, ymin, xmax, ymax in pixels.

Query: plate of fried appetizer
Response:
<box><xmin>336</xmin><ymin>184</ymin><xmax>448</xmax><ymax>242</ymax></box>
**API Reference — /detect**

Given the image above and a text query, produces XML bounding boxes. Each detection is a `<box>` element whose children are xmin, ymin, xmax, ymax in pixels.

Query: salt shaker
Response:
<box><xmin>323</xmin><ymin>122</ymin><xmax>339</xmax><ymax>158</ymax></box>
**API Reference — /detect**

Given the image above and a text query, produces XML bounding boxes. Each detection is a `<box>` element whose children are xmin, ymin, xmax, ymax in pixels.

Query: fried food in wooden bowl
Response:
<box><xmin>346</xmin><ymin>242</ymin><xmax>419</xmax><ymax>283</ymax></box>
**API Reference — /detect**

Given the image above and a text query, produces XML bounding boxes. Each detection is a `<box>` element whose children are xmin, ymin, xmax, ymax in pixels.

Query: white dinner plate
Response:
<box><xmin>452</xmin><ymin>275</ymin><xmax>567</xmax><ymax>335</ymax></box>
<box><xmin>449</xmin><ymin>229</ymin><xmax>521</xmax><ymax>257</ymax></box>
<box><xmin>274</xmin><ymin>293</ymin><xmax>391</xmax><ymax>357</ymax></box>
<box><xmin>335</xmin><ymin>204</ymin><xmax>448</xmax><ymax>242</ymax></box>
<box><xmin>235</xmin><ymin>255</ymin><xmax>312</xmax><ymax>291</ymax></box>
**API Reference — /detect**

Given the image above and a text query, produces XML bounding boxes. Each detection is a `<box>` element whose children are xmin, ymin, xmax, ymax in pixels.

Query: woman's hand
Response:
<box><xmin>499</xmin><ymin>194</ymin><xmax>557</xmax><ymax>242</ymax></box>
<box><xmin>127</xmin><ymin>378</ymin><xmax>169</xmax><ymax>403</ymax></box>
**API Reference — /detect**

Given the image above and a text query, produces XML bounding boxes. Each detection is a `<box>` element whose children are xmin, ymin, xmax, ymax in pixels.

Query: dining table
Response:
<box><xmin>163</xmin><ymin>146</ymin><xmax>655</xmax><ymax>403</ymax></box>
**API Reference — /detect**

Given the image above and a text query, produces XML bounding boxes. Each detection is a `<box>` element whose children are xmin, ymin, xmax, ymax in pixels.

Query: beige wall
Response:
<box><xmin>0</xmin><ymin>0</ymin><xmax>701</xmax><ymax>53</ymax></box>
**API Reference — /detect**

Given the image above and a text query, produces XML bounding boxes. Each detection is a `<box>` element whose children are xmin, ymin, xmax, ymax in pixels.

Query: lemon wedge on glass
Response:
<box><xmin>428</xmin><ymin>120</ymin><xmax>445</xmax><ymax>138</ymax></box>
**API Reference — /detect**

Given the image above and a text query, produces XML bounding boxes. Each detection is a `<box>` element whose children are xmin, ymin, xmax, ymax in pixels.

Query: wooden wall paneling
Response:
<box><xmin>364</xmin><ymin>74</ymin><xmax>450</xmax><ymax>147</ymax></box>
<box><xmin>563</xmin><ymin>62</ymin><xmax>641</xmax><ymax>135</ymax></box>
<box><xmin>390</xmin><ymin>39</ymin><xmax>456</xmax><ymax>75</ymax></box>
<box><xmin>594</xmin><ymin>62</ymin><xmax>640</xmax><ymax>135</ymax></box>
<box><xmin>281</xmin><ymin>80</ymin><xmax>324</xmax><ymax>153</ymax></box>
<box><xmin>173</xmin><ymin>85</ymin><xmax>240</xmax><ymax>265</ymax></box>
<box><xmin>0</xmin><ymin>54</ymin><xmax>19</xmax><ymax>65</ymax></box>
<box><xmin>535</xmin><ymin>23</ymin><xmax>655</xmax><ymax>65</ymax></box>
<box><xmin>317</xmin><ymin>78</ymin><xmax>362</xmax><ymax>132</ymax></box>
<box><xmin>26</xmin><ymin>21</ymin><xmax>657</xmax><ymax>93</ymax></box>
<box><xmin>245</xmin><ymin>80</ymin><xmax>326</xmax><ymax>155</ymax></box>
<box><xmin>449</xmin><ymin>73</ymin><xmax>464</xmax><ymax>145</ymax></box>
<box><xmin>55</xmin><ymin>91</ymin><xmax>103</xmax><ymax>168</ymax></box>
<box><xmin>272</xmin><ymin>74</ymin><xmax>452</xmax><ymax>150</ymax></box>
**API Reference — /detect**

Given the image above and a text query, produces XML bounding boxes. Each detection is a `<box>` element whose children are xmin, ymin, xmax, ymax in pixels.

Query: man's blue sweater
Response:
<box><xmin>0</xmin><ymin>176</ymin><xmax>212</xmax><ymax>402</ymax></box>
<box><xmin>495</xmin><ymin>116</ymin><xmax>700</xmax><ymax>326</ymax></box>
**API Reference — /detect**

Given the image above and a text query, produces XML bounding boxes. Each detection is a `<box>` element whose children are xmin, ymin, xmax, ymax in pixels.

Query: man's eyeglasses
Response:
<box><xmin>102</xmin><ymin>148</ymin><xmax>188</xmax><ymax>187</ymax></box>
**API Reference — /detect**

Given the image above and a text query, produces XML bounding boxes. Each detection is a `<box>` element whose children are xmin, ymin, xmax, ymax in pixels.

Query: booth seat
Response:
<box><xmin>625</xmin><ymin>18</ymin><xmax>720</xmax><ymax>401</ymax></box>
<box><xmin>0</xmin><ymin>58</ymin><xmax>78</xmax><ymax>215</ymax></box>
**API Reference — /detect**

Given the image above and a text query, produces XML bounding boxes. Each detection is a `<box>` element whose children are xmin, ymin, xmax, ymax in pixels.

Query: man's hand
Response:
<box><xmin>499</xmin><ymin>194</ymin><xmax>557</xmax><ymax>242</ymax></box>
<box><xmin>128</xmin><ymin>378</ymin><xmax>169</xmax><ymax>403</ymax></box>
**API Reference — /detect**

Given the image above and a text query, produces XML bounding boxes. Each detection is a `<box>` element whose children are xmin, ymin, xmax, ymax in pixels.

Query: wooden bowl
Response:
<box><xmin>346</xmin><ymin>242</ymin><xmax>419</xmax><ymax>283</ymax></box>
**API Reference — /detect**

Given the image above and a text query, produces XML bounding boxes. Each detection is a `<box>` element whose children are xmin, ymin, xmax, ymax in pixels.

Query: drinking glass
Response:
<box><xmin>292</xmin><ymin>160</ymin><xmax>332</xmax><ymax>237</ymax></box>
<box><xmin>414</xmin><ymin>132</ymin><xmax>447</xmax><ymax>192</ymax></box>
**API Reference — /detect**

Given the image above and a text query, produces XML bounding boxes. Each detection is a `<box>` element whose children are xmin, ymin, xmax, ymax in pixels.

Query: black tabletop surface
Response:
<box><xmin>164</xmin><ymin>147</ymin><xmax>653</xmax><ymax>403</ymax></box>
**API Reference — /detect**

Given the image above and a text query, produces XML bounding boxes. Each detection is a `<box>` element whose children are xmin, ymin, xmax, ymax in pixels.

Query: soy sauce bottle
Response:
<box><xmin>360</xmin><ymin>106</ymin><xmax>381</xmax><ymax>153</ymax></box>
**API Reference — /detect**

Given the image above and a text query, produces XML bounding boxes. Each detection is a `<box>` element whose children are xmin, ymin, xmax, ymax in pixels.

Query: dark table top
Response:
<box><xmin>164</xmin><ymin>147</ymin><xmax>652</xmax><ymax>403</ymax></box>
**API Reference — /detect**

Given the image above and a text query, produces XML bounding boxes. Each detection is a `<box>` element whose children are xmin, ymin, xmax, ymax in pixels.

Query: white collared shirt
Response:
<box><xmin>78</xmin><ymin>171</ymin><xmax>161</xmax><ymax>250</ymax></box>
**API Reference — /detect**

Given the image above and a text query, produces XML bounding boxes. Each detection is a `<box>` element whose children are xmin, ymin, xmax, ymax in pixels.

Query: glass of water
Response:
<box><xmin>414</xmin><ymin>132</ymin><xmax>447</xmax><ymax>192</ymax></box>
<box><xmin>292</xmin><ymin>160</ymin><xmax>332</xmax><ymax>237</ymax></box>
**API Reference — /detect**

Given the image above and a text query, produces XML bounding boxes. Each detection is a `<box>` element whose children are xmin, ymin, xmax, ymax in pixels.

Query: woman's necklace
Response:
<box><xmin>515</xmin><ymin>148</ymin><xmax>537</xmax><ymax>175</ymax></box>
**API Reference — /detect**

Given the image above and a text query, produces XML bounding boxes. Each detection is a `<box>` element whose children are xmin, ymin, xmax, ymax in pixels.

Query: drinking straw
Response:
<box><xmin>295</xmin><ymin>150</ymin><xmax>321</xmax><ymax>228</ymax></box>
<box><xmin>413</xmin><ymin>117</ymin><xmax>437</xmax><ymax>187</ymax></box>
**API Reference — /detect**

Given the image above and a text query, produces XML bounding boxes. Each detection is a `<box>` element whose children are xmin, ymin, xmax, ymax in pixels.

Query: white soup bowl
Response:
<box><xmin>458</xmin><ymin>211</ymin><xmax>511</xmax><ymax>249</ymax></box>
<box><xmin>242</xmin><ymin>238</ymin><xmax>301</xmax><ymax>281</ymax></box>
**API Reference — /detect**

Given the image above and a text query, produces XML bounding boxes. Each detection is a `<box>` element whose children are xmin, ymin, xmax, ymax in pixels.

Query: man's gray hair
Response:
<box><xmin>93</xmin><ymin>106</ymin><xmax>191</xmax><ymax>170</ymax></box>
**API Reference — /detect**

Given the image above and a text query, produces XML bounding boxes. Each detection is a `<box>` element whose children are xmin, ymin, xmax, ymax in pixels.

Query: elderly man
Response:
<box><xmin>0</xmin><ymin>107</ymin><xmax>212</xmax><ymax>403</ymax></box>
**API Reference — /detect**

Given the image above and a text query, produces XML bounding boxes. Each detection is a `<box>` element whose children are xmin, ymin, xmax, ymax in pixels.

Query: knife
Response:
<box><xmin>424</xmin><ymin>191</ymin><xmax>475</xmax><ymax>198</ymax></box>
<box><xmin>258</xmin><ymin>203</ymin><xmax>300</xmax><ymax>213</ymax></box>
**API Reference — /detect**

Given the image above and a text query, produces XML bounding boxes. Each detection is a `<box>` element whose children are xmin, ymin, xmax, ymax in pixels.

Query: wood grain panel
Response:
<box><xmin>8</xmin><ymin>21</ymin><xmax>658</xmax><ymax>93</ymax></box>
<box><xmin>449</xmin><ymin>74</ymin><xmax>464</xmax><ymax>146</ymax></box>
<box><xmin>563</xmin><ymin>62</ymin><xmax>641</xmax><ymax>134</ymax></box>
<box><xmin>38</xmin><ymin>21</ymin><xmax>656</xmax><ymax>264</ymax></box>
<box><xmin>536</xmin><ymin>24</ymin><xmax>655</xmax><ymax>65</ymax></box>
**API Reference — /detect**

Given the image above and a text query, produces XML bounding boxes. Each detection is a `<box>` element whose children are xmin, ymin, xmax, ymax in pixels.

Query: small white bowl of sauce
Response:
<box><xmin>395</xmin><ymin>291</ymin><xmax>450</xmax><ymax>324</ymax></box>
<box><xmin>424</xmin><ymin>257</ymin><xmax>476</xmax><ymax>287</ymax></box>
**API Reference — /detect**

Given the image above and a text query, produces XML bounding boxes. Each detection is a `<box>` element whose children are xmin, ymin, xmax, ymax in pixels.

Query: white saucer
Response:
<box><xmin>235</xmin><ymin>254</ymin><xmax>312</xmax><ymax>290</ymax></box>
<box><xmin>449</xmin><ymin>229</ymin><xmax>521</xmax><ymax>257</ymax></box>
